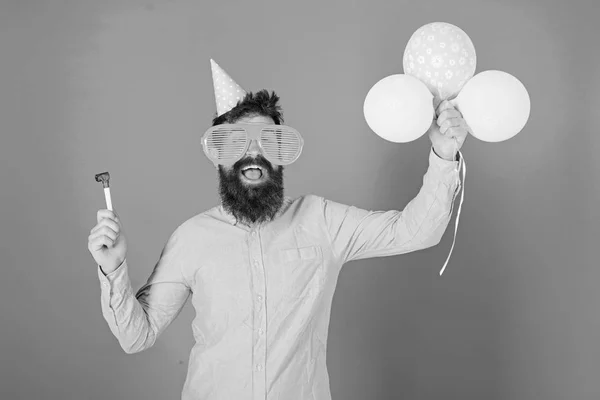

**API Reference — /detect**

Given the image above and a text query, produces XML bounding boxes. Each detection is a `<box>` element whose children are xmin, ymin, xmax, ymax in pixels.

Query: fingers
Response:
<box><xmin>435</xmin><ymin>101</ymin><xmax>469</xmax><ymax>137</ymax></box>
<box><xmin>88</xmin><ymin>234</ymin><xmax>115</xmax><ymax>251</ymax></box>
<box><xmin>436</xmin><ymin>100</ymin><xmax>455</xmax><ymax>116</ymax></box>
<box><xmin>89</xmin><ymin>224</ymin><xmax>118</xmax><ymax>241</ymax></box>
<box><xmin>439</xmin><ymin>118</ymin><xmax>468</xmax><ymax>135</ymax></box>
<box><xmin>91</xmin><ymin>216</ymin><xmax>119</xmax><ymax>234</ymax></box>
<box><xmin>444</xmin><ymin>127</ymin><xmax>467</xmax><ymax>143</ymax></box>
<box><xmin>436</xmin><ymin>109</ymin><xmax>461</xmax><ymax>126</ymax></box>
<box><xmin>97</xmin><ymin>209</ymin><xmax>120</xmax><ymax>224</ymax></box>
<box><xmin>90</xmin><ymin>221</ymin><xmax>119</xmax><ymax>240</ymax></box>
<box><xmin>89</xmin><ymin>209</ymin><xmax>123</xmax><ymax>252</ymax></box>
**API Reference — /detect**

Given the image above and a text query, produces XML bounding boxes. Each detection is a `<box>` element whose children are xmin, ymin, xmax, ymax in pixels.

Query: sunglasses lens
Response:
<box><xmin>260</xmin><ymin>127</ymin><xmax>302</xmax><ymax>164</ymax></box>
<box><xmin>206</xmin><ymin>126</ymin><xmax>247</xmax><ymax>164</ymax></box>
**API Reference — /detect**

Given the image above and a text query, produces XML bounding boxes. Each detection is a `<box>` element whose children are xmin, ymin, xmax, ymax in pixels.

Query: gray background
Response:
<box><xmin>1</xmin><ymin>0</ymin><xmax>598</xmax><ymax>399</ymax></box>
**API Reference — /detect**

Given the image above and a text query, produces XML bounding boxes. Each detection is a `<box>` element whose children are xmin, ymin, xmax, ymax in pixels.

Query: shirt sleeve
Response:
<box><xmin>321</xmin><ymin>147</ymin><xmax>462</xmax><ymax>264</ymax></box>
<box><xmin>97</xmin><ymin>226</ymin><xmax>191</xmax><ymax>354</ymax></box>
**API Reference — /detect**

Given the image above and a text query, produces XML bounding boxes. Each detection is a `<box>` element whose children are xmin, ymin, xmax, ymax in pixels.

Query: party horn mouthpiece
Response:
<box><xmin>95</xmin><ymin>171</ymin><xmax>110</xmax><ymax>188</ymax></box>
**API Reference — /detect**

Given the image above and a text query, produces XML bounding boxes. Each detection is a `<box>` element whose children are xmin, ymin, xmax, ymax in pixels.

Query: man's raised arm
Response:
<box><xmin>321</xmin><ymin>147</ymin><xmax>461</xmax><ymax>265</ymax></box>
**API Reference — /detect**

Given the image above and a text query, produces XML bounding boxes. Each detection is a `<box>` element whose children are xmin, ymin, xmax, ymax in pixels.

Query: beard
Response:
<box><xmin>218</xmin><ymin>154</ymin><xmax>285</xmax><ymax>225</ymax></box>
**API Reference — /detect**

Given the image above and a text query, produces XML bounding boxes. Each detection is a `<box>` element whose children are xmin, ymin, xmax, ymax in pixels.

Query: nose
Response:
<box><xmin>246</xmin><ymin>138</ymin><xmax>262</xmax><ymax>157</ymax></box>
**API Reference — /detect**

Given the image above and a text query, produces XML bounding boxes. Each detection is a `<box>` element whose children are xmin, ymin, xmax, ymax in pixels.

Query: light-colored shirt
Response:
<box><xmin>97</xmin><ymin>147</ymin><xmax>461</xmax><ymax>400</ymax></box>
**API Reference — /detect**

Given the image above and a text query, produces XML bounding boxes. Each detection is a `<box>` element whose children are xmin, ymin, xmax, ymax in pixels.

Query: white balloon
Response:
<box><xmin>364</xmin><ymin>74</ymin><xmax>434</xmax><ymax>143</ymax></box>
<box><xmin>452</xmin><ymin>70</ymin><xmax>530</xmax><ymax>142</ymax></box>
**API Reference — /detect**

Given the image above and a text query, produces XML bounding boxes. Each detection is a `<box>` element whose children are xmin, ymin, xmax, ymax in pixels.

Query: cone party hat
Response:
<box><xmin>210</xmin><ymin>59</ymin><xmax>247</xmax><ymax>116</ymax></box>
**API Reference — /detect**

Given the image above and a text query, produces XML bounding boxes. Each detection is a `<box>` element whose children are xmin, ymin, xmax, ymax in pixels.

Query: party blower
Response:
<box><xmin>95</xmin><ymin>171</ymin><xmax>113</xmax><ymax>211</ymax></box>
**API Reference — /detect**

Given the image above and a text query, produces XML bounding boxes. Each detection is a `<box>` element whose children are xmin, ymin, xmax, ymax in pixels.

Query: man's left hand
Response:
<box><xmin>428</xmin><ymin>100</ymin><xmax>470</xmax><ymax>161</ymax></box>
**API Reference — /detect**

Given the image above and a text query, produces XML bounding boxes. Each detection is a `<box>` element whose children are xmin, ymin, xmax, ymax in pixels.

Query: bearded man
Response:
<box><xmin>88</xmin><ymin>60</ymin><xmax>467</xmax><ymax>400</ymax></box>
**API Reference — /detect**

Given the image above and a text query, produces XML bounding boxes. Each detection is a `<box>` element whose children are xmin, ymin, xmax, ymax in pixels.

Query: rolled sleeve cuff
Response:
<box><xmin>428</xmin><ymin>146</ymin><xmax>461</xmax><ymax>187</ymax></box>
<box><xmin>97</xmin><ymin>259</ymin><xmax>130</xmax><ymax>293</ymax></box>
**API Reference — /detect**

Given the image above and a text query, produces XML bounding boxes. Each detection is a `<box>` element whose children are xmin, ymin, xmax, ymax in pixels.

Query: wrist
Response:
<box><xmin>100</xmin><ymin>258</ymin><xmax>125</xmax><ymax>275</ymax></box>
<box><xmin>433</xmin><ymin>147</ymin><xmax>456</xmax><ymax>162</ymax></box>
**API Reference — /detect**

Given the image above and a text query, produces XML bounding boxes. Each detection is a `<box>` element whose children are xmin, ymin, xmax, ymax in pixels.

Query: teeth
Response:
<box><xmin>242</xmin><ymin>165</ymin><xmax>262</xmax><ymax>171</ymax></box>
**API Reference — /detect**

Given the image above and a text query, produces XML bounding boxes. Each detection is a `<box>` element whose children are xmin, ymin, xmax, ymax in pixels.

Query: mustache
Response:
<box><xmin>233</xmin><ymin>155</ymin><xmax>272</xmax><ymax>172</ymax></box>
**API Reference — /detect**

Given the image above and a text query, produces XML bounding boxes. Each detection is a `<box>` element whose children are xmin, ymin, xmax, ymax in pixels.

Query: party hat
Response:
<box><xmin>210</xmin><ymin>59</ymin><xmax>247</xmax><ymax>116</ymax></box>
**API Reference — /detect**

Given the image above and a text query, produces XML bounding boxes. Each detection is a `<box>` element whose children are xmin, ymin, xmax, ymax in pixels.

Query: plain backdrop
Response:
<box><xmin>1</xmin><ymin>0</ymin><xmax>599</xmax><ymax>399</ymax></box>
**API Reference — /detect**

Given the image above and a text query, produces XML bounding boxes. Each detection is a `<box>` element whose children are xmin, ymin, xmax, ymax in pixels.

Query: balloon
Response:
<box><xmin>451</xmin><ymin>70</ymin><xmax>530</xmax><ymax>142</ymax></box>
<box><xmin>364</xmin><ymin>74</ymin><xmax>434</xmax><ymax>143</ymax></box>
<box><xmin>403</xmin><ymin>22</ymin><xmax>476</xmax><ymax>102</ymax></box>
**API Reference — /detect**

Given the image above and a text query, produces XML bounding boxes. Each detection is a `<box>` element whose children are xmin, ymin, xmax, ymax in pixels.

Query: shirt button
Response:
<box><xmin>256</xmin><ymin>364</ymin><xmax>263</xmax><ymax>371</ymax></box>
<box><xmin>258</xmin><ymin>328</ymin><xmax>264</xmax><ymax>335</ymax></box>
<box><xmin>253</xmin><ymin>260</ymin><xmax>259</xmax><ymax>267</ymax></box>
<box><xmin>102</xmin><ymin>282</ymin><xmax>108</xmax><ymax>288</ymax></box>
<box><xmin>257</xmin><ymin>295</ymin><xmax>263</xmax><ymax>302</ymax></box>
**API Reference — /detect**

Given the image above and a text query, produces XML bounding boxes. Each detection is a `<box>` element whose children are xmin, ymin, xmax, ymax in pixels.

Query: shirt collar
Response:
<box><xmin>219</xmin><ymin>196</ymin><xmax>293</xmax><ymax>228</ymax></box>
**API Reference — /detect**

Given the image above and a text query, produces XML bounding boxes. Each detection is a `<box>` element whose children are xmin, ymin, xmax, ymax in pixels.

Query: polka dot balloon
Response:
<box><xmin>403</xmin><ymin>22</ymin><xmax>476</xmax><ymax>102</ymax></box>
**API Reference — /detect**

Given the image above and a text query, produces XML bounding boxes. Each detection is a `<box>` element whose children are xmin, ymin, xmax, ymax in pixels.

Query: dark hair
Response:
<box><xmin>212</xmin><ymin>89</ymin><xmax>284</xmax><ymax>126</ymax></box>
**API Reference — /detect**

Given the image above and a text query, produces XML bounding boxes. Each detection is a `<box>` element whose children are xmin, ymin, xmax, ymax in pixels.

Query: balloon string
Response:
<box><xmin>435</xmin><ymin>86</ymin><xmax>463</xmax><ymax>275</ymax></box>
<box><xmin>439</xmin><ymin>150</ymin><xmax>465</xmax><ymax>276</ymax></box>
<box><xmin>454</xmin><ymin>137</ymin><xmax>458</xmax><ymax>171</ymax></box>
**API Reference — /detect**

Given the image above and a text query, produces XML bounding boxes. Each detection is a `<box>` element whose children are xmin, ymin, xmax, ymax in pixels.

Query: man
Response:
<box><xmin>88</xmin><ymin>60</ymin><xmax>467</xmax><ymax>400</ymax></box>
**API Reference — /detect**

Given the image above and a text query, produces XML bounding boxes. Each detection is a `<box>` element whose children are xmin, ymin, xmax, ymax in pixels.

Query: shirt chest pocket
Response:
<box><xmin>278</xmin><ymin>245</ymin><xmax>324</xmax><ymax>299</ymax></box>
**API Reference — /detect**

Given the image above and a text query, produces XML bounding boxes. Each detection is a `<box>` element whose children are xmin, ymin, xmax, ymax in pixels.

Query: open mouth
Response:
<box><xmin>240</xmin><ymin>164</ymin><xmax>266</xmax><ymax>182</ymax></box>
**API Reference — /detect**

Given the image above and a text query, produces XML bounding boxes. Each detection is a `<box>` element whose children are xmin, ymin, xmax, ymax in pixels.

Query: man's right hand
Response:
<box><xmin>88</xmin><ymin>209</ymin><xmax>127</xmax><ymax>274</ymax></box>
